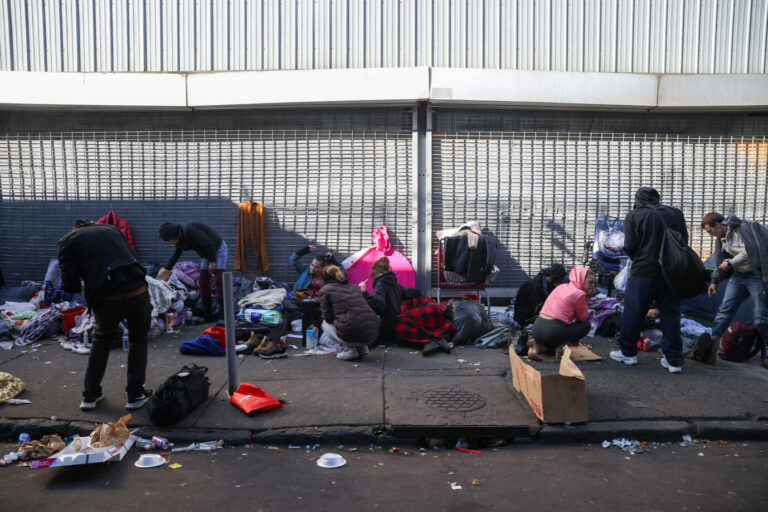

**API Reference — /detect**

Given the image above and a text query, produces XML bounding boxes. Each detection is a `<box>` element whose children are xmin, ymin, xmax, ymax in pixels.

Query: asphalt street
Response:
<box><xmin>1</xmin><ymin>440</ymin><xmax>766</xmax><ymax>511</ymax></box>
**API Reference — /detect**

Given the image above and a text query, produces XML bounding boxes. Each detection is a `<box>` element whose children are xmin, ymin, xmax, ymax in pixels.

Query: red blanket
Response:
<box><xmin>393</xmin><ymin>296</ymin><xmax>455</xmax><ymax>344</ymax></box>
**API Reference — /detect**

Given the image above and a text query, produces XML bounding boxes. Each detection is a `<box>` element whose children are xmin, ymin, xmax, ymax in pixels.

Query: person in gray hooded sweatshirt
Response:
<box><xmin>610</xmin><ymin>187</ymin><xmax>688</xmax><ymax>373</ymax></box>
<box><xmin>694</xmin><ymin>211</ymin><xmax>768</xmax><ymax>362</ymax></box>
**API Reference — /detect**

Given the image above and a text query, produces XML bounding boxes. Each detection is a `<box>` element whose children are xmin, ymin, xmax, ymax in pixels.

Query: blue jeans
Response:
<box><xmin>200</xmin><ymin>241</ymin><xmax>228</xmax><ymax>269</ymax></box>
<box><xmin>617</xmin><ymin>275</ymin><xmax>683</xmax><ymax>367</ymax></box>
<box><xmin>711</xmin><ymin>272</ymin><xmax>768</xmax><ymax>339</ymax></box>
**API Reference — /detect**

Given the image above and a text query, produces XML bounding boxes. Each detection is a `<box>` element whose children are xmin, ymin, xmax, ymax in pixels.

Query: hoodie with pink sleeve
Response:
<box><xmin>538</xmin><ymin>266</ymin><xmax>589</xmax><ymax>324</ymax></box>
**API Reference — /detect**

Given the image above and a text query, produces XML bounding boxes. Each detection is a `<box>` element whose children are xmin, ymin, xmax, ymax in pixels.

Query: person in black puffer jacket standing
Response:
<box><xmin>362</xmin><ymin>257</ymin><xmax>421</xmax><ymax>343</ymax></box>
<box><xmin>318</xmin><ymin>266</ymin><xmax>380</xmax><ymax>361</ymax></box>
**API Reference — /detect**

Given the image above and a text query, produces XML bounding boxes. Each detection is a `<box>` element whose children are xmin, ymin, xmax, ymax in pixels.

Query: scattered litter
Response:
<box><xmin>171</xmin><ymin>440</ymin><xmax>223</xmax><ymax>453</ymax></box>
<box><xmin>4</xmin><ymin>399</ymin><xmax>31</xmax><ymax>405</ymax></box>
<box><xmin>289</xmin><ymin>345</ymin><xmax>298</xmax><ymax>350</ymax></box>
<box><xmin>337</xmin><ymin>445</ymin><xmax>344</xmax><ymax>449</ymax></box>
<box><xmin>457</xmin><ymin>359</ymin><xmax>468</xmax><ymax>363</ymax></box>
<box><xmin>267</xmin><ymin>446</ymin><xmax>283</xmax><ymax>452</ymax></box>
<box><xmin>348</xmin><ymin>447</ymin><xmax>358</xmax><ymax>453</ymax></box>
<box><xmin>601</xmin><ymin>440</ymin><xmax>611</xmax><ymax>448</ymax></box>
<box><xmin>680</xmin><ymin>435</ymin><xmax>694</xmax><ymax>447</ymax></box>
<box><xmin>455</xmin><ymin>446</ymin><xmax>482</xmax><ymax>454</ymax></box>
<box><xmin>472</xmin><ymin>479</ymin><xmax>480</xmax><ymax>486</ymax></box>
<box><xmin>473</xmin><ymin>362</ymin><xmax>481</xmax><ymax>367</ymax></box>
<box><xmin>316</xmin><ymin>453</ymin><xmax>347</xmax><ymax>469</ymax></box>
<box><xmin>697</xmin><ymin>452</ymin><xmax>704</xmax><ymax>457</ymax></box>
<box><xmin>288</xmin><ymin>445</ymin><xmax>302</xmax><ymax>449</ymax></box>
<box><xmin>168</xmin><ymin>463</ymin><xmax>183</xmax><ymax>469</ymax></box>
<box><xmin>44</xmin><ymin>361</ymin><xmax>52</xmax><ymax>364</ymax></box>
<box><xmin>50</xmin><ymin>416</ymin><xmax>57</xmax><ymax>421</ymax></box>
<box><xmin>135</xmin><ymin>453</ymin><xmax>166</xmax><ymax>468</ymax></box>
<box><xmin>312</xmin><ymin>443</ymin><xmax>320</xmax><ymax>450</ymax></box>
<box><xmin>0</xmin><ymin>342</ymin><xmax>13</xmax><ymax>350</ymax></box>
<box><xmin>450</xmin><ymin>482</ymin><xmax>463</xmax><ymax>490</ymax></box>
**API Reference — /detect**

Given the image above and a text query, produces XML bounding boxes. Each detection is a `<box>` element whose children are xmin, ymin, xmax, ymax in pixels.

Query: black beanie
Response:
<box><xmin>159</xmin><ymin>222</ymin><xmax>181</xmax><ymax>241</ymax></box>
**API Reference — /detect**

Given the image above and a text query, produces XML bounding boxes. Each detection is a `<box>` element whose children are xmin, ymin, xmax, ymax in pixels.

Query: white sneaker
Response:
<box><xmin>59</xmin><ymin>341</ymin><xmax>75</xmax><ymax>350</ymax></box>
<box><xmin>71</xmin><ymin>344</ymin><xmax>91</xmax><ymax>355</ymax></box>
<box><xmin>610</xmin><ymin>350</ymin><xmax>638</xmax><ymax>366</ymax></box>
<box><xmin>336</xmin><ymin>347</ymin><xmax>360</xmax><ymax>360</ymax></box>
<box><xmin>661</xmin><ymin>357</ymin><xmax>682</xmax><ymax>374</ymax></box>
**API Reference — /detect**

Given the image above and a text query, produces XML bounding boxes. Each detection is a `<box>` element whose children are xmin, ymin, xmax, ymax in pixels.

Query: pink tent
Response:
<box><xmin>342</xmin><ymin>226</ymin><xmax>416</xmax><ymax>293</ymax></box>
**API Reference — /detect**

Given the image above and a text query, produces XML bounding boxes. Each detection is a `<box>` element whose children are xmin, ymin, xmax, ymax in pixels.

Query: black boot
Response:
<box><xmin>202</xmin><ymin>295</ymin><xmax>214</xmax><ymax>322</ymax></box>
<box><xmin>216</xmin><ymin>299</ymin><xmax>225</xmax><ymax>321</ymax></box>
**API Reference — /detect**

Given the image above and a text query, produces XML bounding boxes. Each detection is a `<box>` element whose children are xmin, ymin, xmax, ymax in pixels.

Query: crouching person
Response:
<box><xmin>318</xmin><ymin>265</ymin><xmax>380</xmax><ymax>360</ymax></box>
<box><xmin>58</xmin><ymin>220</ymin><xmax>152</xmax><ymax>411</ymax></box>
<box><xmin>362</xmin><ymin>257</ymin><xmax>421</xmax><ymax>344</ymax></box>
<box><xmin>530</xmin><ymin>266</ymin><xmax>594</xmax><ymax>360</ymax></box>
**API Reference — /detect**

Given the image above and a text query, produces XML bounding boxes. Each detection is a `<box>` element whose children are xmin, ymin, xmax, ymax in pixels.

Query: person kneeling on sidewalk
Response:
<box><xmin>318</xmin><ymin>265</ymin><xmax>380</xmax><ymax>361</ymax></box>
<box><xmin>58</xmin><ymin>220</ymin><xmax>152</xmax><ymax>411</ymax></box>
<box><xmin>530</xmin><ymin>266</ymin><xmax>594</xmax><ymax>360</ymax></box>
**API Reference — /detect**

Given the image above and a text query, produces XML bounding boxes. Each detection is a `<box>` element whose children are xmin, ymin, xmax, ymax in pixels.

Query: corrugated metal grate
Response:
<box><xmin>432</xmin><ymin>111</ymin><xmax>768</xmax><ymax>289</ymax></box>
<box><xmin>0</xmin><ymin>121</ymin><xmax>413</xmax><ymax>286</ymax></box>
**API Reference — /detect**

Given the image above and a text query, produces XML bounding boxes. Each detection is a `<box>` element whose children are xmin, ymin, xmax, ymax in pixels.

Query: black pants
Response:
<box><xmin>617</xmin><ymin>274</ymin><xmax>682</xmax><ymax>366</ymax></box>
<box><xmin>531</xmin><ymin>317</ymin><xmax>591</xmax><ymax>353</ymax></box>
<box><xmin>84</xmin><ymin>287</ymin><xmax>151</xmax><ymax>400</ymax></box>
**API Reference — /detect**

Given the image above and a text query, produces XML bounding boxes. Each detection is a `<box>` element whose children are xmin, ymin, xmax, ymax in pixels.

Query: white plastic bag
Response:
<box><xmin>614</xmin><ymin>259</ymin><xmax>632</xmax><ymax>292</ymax></box>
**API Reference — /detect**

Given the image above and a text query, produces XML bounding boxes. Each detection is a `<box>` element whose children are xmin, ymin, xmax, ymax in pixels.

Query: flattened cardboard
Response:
<box><xmin>28</xmin><ymin>435</ymin><xmax>135</xmax><ymax>469</ymax></box>
<box><xmin>528</xmin><ymin>344</ymin><xmax>602</xmax><ymax>363</ymax></box>
<box><xmin>510</xmin><ymin>346</ymin><xmax>588</xmax><ymax>424</ymax></box>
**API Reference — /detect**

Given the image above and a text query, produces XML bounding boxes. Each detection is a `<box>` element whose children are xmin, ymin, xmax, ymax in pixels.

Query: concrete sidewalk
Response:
<box><xmin>1</xmin><ymin>322</ymin><xmax>767</xmax><ymax>445</ymax></box>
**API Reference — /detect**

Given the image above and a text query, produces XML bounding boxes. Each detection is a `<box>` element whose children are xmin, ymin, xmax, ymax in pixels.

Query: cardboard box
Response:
<box><xmin>510</xmin><ymin>346</ymin><xmax>588</xmax><ymax>424</ymax></box>
<box><xmin>28</xmin><ymin>436</ymin><xmax>135</xmax><ymax>469</ymax></box>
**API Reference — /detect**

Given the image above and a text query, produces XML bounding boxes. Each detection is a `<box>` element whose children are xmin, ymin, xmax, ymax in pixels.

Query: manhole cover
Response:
<box><xmin>423</xmin><ymin>389</ymin><xmax>486</xmax><ymax>413</ymax></box>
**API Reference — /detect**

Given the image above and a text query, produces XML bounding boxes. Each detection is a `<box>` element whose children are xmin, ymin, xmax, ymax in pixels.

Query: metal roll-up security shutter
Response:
<box><xmin>0</xmin><ymin>108</ymin><xmax>413</xmax><ymax>285</ymax></box>
<box><xmin>432</xmin><ymin>109</ymin><xmax>768</xmax><ymax>292</ymax></box>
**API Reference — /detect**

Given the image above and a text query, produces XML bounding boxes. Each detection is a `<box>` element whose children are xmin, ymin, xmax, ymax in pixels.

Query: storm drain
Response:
<box><xmin>423</xmin><ymin>389</ymin><xmax>487</xmax><ymax>413</ymax></box>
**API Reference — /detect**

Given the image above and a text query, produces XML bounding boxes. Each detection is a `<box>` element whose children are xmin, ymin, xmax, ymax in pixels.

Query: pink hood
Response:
<box><xmin>568</xmin><ymin>266</ymin><xmax>589</xmax><ymax>291</ymax></box>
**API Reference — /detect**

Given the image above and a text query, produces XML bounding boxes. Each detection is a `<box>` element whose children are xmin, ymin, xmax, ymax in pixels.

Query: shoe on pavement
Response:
<box><xmin>80</xmin><ymin>395</ymin><xmax>103</xmax><ymax>410</ymax></box>
<box><xmin>71</xmin><ymin>344</ymin><xmax>91</xmax><ymax>355</ymax></box>
<box><xmin>357</xmin><ymin>344</ymin><xmax>370</xmax><ymax>356</ymax></box>
<box><xmin>60</xmin><ymin>341</ymin><xmax>75</xmax><ymax>350</ymax></box>
<box><xmin>437</xmin><ymin>339</ymin><xmax>452</xmax><ymax>354</ymax></box>
<box><xmin>253</xmin><ymin>339</ymin><xmax>275</xmax><ymax>355</ymax></box>
<box><xmin>610</xmin><ymin>350</ymin><xmax>638</xmax><ymax>366</ymax></box>
<box><xmin>259</xmin><ymin>341</ymin><xmax>288</xmax><ymax>359</ymax></box>
<box><xmin>661</xmin><ymin>357</ymin><xmax>682</xmax><ymax>373</ymax></box>
<box><xmin>422</xmin><ymin>341</ymin><xmax>441</xmax><ymax>357</ymax></box>
<box><xmin>692</xmin><ymin>332</ymin><xmax>718</xmax><ymax>364</ymax></box>
<box><xmin>126</xmin><ymin>388</ymin><xmax>153</xmax><ymax>410</ymax></box>
<box><xmin>337</xmin><ymin>347</ymin><xmax>360</xmax><ymax>360</ymax></box>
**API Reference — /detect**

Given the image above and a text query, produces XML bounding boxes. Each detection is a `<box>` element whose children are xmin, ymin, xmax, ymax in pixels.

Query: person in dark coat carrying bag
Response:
<box><xmin>610</xmin><ymin>187</ymin><xmax>688</xmax><ymax>373</ymax></box>
<box><xmin>58</xmin><ymin>220</ymin><xmax>152</xmax><ymax>411</ymax></box>
<box><xmin>318</xmin><ymin>266</ymin><xmax>380</xmax><ymax>361</ymax></box>
<box><xmin>361</xmin><ymin>257</ymin><xmax>421</xmax><ymax>343</ymax></box>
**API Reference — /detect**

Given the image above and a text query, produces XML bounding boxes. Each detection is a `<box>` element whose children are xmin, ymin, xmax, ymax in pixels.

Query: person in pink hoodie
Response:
<box><xmin>530</xmin><ymin>266</ymin><xmax>595</xmax><ymax>359</ymax></box>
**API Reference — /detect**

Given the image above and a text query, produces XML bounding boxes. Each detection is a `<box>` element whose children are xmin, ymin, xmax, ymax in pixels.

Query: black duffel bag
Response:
<box><xmin>147</xmin><ymin>364</ymin><xmax>210</xmax><ymax>426</ymax></box>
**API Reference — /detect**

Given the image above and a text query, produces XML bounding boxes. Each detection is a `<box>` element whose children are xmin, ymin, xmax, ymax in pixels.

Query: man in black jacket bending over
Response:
<box><xmin>58</xmin><ymin>220</ymin><xmax>152</xmax><ymax>411</ymax></box>
<box><xmin>159</xmin><ymin>222</ymin><xmax>227</xmax><ymax>321</ymax></box>
<box><xmin>610</xmin><ymin>187</ymin><xmax>688</xmax><ymax>374</ymax></box>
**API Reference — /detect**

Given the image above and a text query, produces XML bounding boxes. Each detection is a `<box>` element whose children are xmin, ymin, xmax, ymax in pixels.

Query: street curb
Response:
<box><xmin>695</xmin><ymin>420</ymin><xmax>768</xmax><ymax>441</ymax></box>
<box><xmin>4</xmin><ymin>417</ymin><xmax>768</xmax><ymax>446</ymax></box>
<box><xmin>538</xmin><ymin>420</ymin><xmax>696</xmax><ymax>443</ymax></box>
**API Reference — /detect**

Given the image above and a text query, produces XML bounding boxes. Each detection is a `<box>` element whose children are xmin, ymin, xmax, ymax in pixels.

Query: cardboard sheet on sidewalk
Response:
<box><xmin>28</xmin><ymin>435</ymin><xmax>135</xmax><ymax>469</ymax></box>
<box><xmin>510</xmin><ymin>346</ymin><xmax>588</xmax><ymax>424</ymax></box>
<box><xmin>527</xmin><ymin>344</ymin><xmax>602</xmax><ymax>363</ymax></box>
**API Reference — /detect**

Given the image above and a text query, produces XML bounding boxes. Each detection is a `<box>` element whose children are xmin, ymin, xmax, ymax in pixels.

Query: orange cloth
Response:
<box><xmin>235</xmin><ymin>202</ymin><xmax>268</xmax><ymax>272</ymax></box>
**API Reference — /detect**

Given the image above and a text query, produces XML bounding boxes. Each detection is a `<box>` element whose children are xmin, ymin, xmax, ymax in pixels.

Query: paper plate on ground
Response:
<box><xmin>134</xmin><ymin>453</ymin><xmax>166</xmax><ymax>468</ymax></box>
<box><xmin>316</xmin><ymin>453</ymin><xmax>347</xmax><ymax>469</ymax></box>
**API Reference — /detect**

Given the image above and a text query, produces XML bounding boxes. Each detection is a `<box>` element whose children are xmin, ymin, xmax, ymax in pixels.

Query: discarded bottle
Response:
<box><xmin>134</xmin><ymin>437</ymin><xmax>154</xmax><ymax>450</ymax></box>
<box><xmin>305</xmin><ymin>326</ymin><xmax>318</xmax><ymax>350</ymax></box>
<box><xmin>151</xmin><ymin>436</ymin><xmax>170</xmax><ymax>450</ymax></box>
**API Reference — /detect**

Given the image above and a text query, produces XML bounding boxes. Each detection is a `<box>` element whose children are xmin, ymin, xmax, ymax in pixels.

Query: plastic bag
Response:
<box><xmin>614</xmin><ymin>259</ymin><xmax>632</xmax><ymax>292</ymax></box>
<box><xmin>592</xmin><ymin>216</ymin><xmax>626</xmax><ymax>259</ymax></box>
<box><xmin>452</xmin><ymin>300</ymin><xmax>492</xmax><ymax>344</ymax></box>
<box><xmin>90</xmin><ymin>414</ymin><xmax>131</xmax><ymax>448</ymax></box>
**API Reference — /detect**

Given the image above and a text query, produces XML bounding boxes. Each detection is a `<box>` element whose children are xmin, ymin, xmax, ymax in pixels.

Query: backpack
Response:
<box><xmin>147</xmin><ymin>364</ymin><xmax>210</xmax><ymax>426</ymax></box>
<box><xmin>653</xmin><ymin>209</ymin><xmax>709</xmax><ymax>300</ymax></box>
<box><xmin>718</xmin><ymin>322</ymin><xmax>766</xmax><ymax>366</ymax></box>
